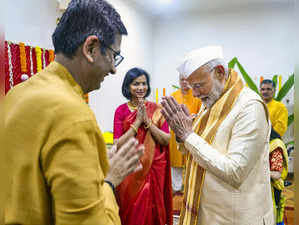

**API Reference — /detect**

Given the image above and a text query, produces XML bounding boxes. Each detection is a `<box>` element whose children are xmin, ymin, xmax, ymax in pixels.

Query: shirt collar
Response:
<box><xmin>45</xmin><ymin>61</ymin><xmax>84</xmax><ymax>98</ymax></box>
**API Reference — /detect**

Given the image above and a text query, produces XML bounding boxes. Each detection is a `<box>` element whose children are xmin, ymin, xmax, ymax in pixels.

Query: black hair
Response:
<box><xmin>121</xmin><ymin>67</ymin><xmax>151</xmax><ymax>100</ymax></box>
<box><xmin>52</xmin><ymin>0</ymin><xmax>128</xmax><ymax>58</ymax></box>
<box><xmin>260</xmin><ymin>79</ymin><xmax>276</xmax><ymax>88</ymax></box>
<box><xmin>270</xmin><ymin>127</ymin><xmax>281</xmax><ymax>141</ymax></box>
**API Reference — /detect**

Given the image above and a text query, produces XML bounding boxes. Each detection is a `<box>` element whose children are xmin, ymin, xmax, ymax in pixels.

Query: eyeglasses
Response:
<box><xmin>101</xmin><ymin>41</ymin><xmax>124</xmax><ymax>67</ymax></box>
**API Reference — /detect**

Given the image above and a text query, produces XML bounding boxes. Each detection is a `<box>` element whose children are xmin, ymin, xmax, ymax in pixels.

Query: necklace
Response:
<box><xmin>127</xmin><ymin>101</ymin><xmax>138</xmax><ymax>111</ymax></box>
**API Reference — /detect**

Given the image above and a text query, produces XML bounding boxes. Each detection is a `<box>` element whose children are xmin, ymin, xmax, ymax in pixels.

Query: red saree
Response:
<box><xmin>113</xmin><ymin>101</ymin><xmax>173</xmax><ymax>225</ymax></box>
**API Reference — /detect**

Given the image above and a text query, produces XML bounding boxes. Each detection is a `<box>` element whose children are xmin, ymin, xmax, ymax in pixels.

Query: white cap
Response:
<box><xmin>176</xmin><ymin>46</ymin><xmax>224</xmax><ymax>78</ymax></box>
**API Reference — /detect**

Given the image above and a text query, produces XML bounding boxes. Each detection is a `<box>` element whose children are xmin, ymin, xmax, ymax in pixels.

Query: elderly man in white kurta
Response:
<box><xmin>161</xmin><ymin>46</ymin><xmax>274</xmax><ymax>225</ymax></box>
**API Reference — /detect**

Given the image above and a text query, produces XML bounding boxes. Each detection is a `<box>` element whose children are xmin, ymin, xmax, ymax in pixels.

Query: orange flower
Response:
<box><xmin>49</xmin><ymin>50</ymin><xmax>55</xmax><ymax>62</ymax></box>
<box><xmin>84</xmin><ymin>93</ymin><xmax>89</xmax><ymax>104</ymax></box>
<box><xmin>19</xmin><ymin>42</ymin><xmax>27</xmax><ymax>73</ymax></box>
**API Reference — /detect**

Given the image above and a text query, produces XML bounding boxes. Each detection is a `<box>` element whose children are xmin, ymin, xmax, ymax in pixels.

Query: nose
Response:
<box><xmin>137</xmin><ymin>86</ymin><xmax>144</xmax><ymax>91</ymax></box>
<box><xmin>192</xmin><ymin>87</ymin><xmax>202</xmax><ymax>98</ymax></box>
<box><xmin>110</xmin><ymin>66</ymin><xmax>116</xmax><ymax>75</ymax></box>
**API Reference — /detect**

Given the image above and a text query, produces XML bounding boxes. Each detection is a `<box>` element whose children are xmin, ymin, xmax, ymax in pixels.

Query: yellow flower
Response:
<box><xmin>35</xmin><ymin>46</ymin><xmax>42</xmax><ymax>72</ymax></box>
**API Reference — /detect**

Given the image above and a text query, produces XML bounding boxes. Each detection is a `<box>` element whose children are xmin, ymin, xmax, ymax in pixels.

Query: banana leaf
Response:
<box><xmin>272</xmin><ymin>75</ymin><xmax>278</xmax><ymax>97</ymax></box>
<box><xmin>275</xmin><ymin>74</ymin><xmax>294</xmax><ymax>101</ymax></box>
<box><xmin>236</xmin><ymin>61</ymin><xmax>259</xmax><ymax>94</ymax></box>
<box><xmin>228</xmin><ymin>57</ymin><xmax>237</xmax><ymax>69</ymax></box>
<box><xmin>288</xmin><ymin>113</ymin><xmax>294</xmax><ymax>126</ymax></box>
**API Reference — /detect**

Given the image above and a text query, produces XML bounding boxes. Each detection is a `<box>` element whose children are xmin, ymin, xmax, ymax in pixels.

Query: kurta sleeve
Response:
<box><xmin>272</xmin><ymin>104</ymin><xmax>288</xmax><ymax>137</ymax></box>
<box><xmin>183</xmin><ymin>100</ymin><xmax>269</xmax><ymax>189</ymax></box>
<box><xmin>42</xmin><ymin>120</ymin><xmax>120</xmax><ymax>225</ymax></box>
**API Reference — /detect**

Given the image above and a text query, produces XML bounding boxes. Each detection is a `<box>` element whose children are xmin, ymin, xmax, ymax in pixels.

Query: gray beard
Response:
<box><xmin>202</xmin><ymin>78</ymin><xmax>224</xmax><ymax>109</ymax></box>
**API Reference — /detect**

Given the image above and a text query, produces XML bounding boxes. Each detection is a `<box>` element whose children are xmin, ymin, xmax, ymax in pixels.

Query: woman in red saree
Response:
<box><xmin>113</xmin><ymin>67</ymin><xmax>173</xmax><ymax>225</ymax></box>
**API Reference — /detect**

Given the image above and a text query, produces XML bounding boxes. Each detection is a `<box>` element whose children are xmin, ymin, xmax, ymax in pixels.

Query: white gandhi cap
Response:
<box><xmin>176</xmin><ymin>46</ymin><xmax>224</xmax><ymax>78</ymax></box>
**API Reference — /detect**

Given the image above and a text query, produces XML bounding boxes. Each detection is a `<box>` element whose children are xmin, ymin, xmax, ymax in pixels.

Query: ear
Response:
<box><xmin>214</xmin><ymin>65</ymin><xmax>225</xmax><ymax>80</ymax></box>
<box><xmin>82</xmin><ymin>35</ymin><xmax>100</xmax><ymax>63</ymax></box>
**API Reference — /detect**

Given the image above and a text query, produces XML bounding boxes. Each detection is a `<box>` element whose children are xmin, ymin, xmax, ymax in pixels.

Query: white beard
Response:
<box><xmin>202</xmin><ymin>77</ymin><xmax>224</xmax><ymax>109</ymax></box>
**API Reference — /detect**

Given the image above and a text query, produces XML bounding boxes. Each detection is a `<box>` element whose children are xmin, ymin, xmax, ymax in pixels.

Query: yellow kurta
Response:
<box><xmin>169</xmin><ymin>89</ymin><xmax>201</xmax><ymax>167</ymax></box>
<box><xmin>267</xmin><ymin>99</ymin><xmax>288</xmax><ymax>137</ymax></box>
<box><xmin>4</xmin><ymin>62</ymin><xmax>120</xmax><ymax>225</ymax></box>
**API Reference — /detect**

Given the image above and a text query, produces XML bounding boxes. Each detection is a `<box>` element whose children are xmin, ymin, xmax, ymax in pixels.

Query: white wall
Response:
<box><xmin>4</xmin><ymin>0</ymin><xmax>61</xmax><ymax>49</ymax></box>
<box><xmin>152</xmin><ymin>4</ymin><xmax>294</xmax><ymax>103</ymax></box>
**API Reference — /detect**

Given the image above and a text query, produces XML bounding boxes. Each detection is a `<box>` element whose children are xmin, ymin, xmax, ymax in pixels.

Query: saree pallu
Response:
<box><xmin>115</xmin><ymin>101</ymin><xmax>173</xmax><ymax>225</ymax></box>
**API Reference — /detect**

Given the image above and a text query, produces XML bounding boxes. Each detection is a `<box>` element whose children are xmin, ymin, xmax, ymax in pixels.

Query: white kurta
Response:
<box><xmin>183</xmin><ymin>87</ymin><xmax>274</xmax><ymax>225</ymax></box>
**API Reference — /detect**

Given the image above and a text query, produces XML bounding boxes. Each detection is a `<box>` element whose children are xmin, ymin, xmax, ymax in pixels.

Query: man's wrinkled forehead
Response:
<box><xmin>186</xmin><ymin>64</ymin><xmax>209</xmax><ymax>84</ymax></box>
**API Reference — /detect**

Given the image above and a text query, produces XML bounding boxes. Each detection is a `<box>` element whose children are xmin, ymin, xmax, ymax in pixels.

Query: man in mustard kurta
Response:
<box><xmin>260</xmin><ymin>79</ymin><xmax>288</xmax><ymax>137</ymax></box>
<box><xmin>170</xmin><ymin>74</ymin><xmax>201</xmax><ymax>193</ymax></box>
<box><xmin>3</xmin><ymin>1</ymin><xmax>143</xmax><ymax>225</ymax></box>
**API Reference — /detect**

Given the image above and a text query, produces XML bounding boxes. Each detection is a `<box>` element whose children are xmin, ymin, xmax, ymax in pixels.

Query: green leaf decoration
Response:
<box><xmin>288</xmin><ymin>113</ymin><xmax>294</xmax><ymax>127</ymax></box>
<box><xmin>272</xmin><ymin>75</ymin><xmax>278</xmax><ymax>88</ymax></box>
<box><xmin>236</xmin><ymin>61</ymin><xmax>259</xmax><ymax>94</ymax></box>
<box><xmin>276</xmin><ymin>74</ymin><xmax>294</xmax><ymax>101</ymax></box>
<box><xmin>272</xmin><ymin>75</ymin><xmax>278</xmax><ymax>97</ymax></box>
<box><xmin>285</xmin><ymin>140</ymin><xmax>294</xmax><ymax>147</ymax></box>
<box><xmin>228</xmin><ymin>57</ymin><xmax>237</xmax><ymax>69</ymax></box>
<box><xmin>172</xmin><ymin>84</ymin><xmax>180</xmax><ymax>90</ymax></box>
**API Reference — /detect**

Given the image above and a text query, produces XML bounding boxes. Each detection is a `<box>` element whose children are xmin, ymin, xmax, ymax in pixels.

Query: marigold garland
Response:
<box><xmin>19</xmin><ymin>42</ymin><xmax>27</xmax><ymax>73</ymax></box>
<box><xmin>35</xmin><ymin>46</ymin><xmax>42</xmax><ymax>72</ymax></box>
<box><xmin>49</xmin><ymin>50</ymin><xmax>55</xmax><ymax>62</ymax></box>
<box><xmin>5</xmin><ymin>41</ymin><xmax>55</xmax><ymax>94</ymax></box>
<box><xmin>84</xmin><ymin>93</ymin><xmax>89</xmax><ymax>104</ymax></box>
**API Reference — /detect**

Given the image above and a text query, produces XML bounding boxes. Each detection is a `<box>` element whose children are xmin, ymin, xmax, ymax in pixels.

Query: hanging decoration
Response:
<box><xmin>29</xmin><ymin>46</ymin><xmax>34</xmax><ymax>76</ymax></box>
<box><xmin>49</xmin><ymin>50</ymin><xmax>55</xmax><ymax>63</ymax></box>
<box><xmin>4</xmin><ymin>40</ymin><xmax>89</xmax><ymax>104</ymax></box>
<box><xmin>84</xmin><ymin>94</ymin><xmax>89</xmax><ymax>104</ymax></box>
<box><xmin>7</xmin><ymin>41</ymin><xmax>14</xmax><ymax>89</ymax></box>
<box><xmin>4</xmin><ymin>41</ymin><xmax>56</xmax><ymax>94</ymax></box>
<box><xmin>19</xmin><ymin>42</ymin><xmax>27</xmax><ymax>73</ymax></box>
<box><xmin>19</xmin><ymin>42</ymin><xmax>29</xmax><ymax>81</ymax></box>
<box><xmin>43</xmin><ymin>48</ymin><xmax>46</xmax><ymax>69</ymax></box>
<box><xmin>21</xmin><ymin>74</ymin><xmax>29</xmax><ymax>81</ymax></box>
<box><xmin>35</xmin><ymin>46</ymin><xmax>42</xmax><ymax>72</ymax></box>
